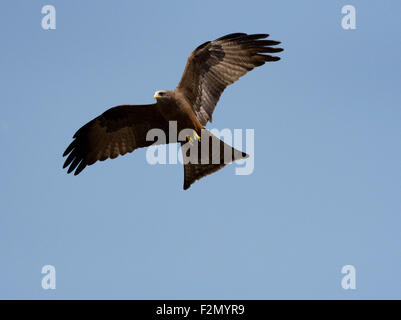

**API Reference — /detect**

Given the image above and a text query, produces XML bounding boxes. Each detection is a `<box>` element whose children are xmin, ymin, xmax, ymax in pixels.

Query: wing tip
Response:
<box><xmin>269</xmin><ymin>56</ymin><xmax>281</xmax><ymax>62</ymax></box>
<box><xmin>74</xmin><ymin>167</ymin><xmax>84</xmax><ymax>176</ymax></box>
<box><xmin>216</xmin><ymin>32</ymin><xmax>247</xmax><ymax>41</ymax></box>
<box><xmin>217</xmin><ymin>33</ymin><xmax>271</xmax><ymax>42</ymax></box>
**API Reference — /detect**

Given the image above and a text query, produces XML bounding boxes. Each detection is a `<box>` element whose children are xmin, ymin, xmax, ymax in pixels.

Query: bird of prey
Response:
<box><xmin>63</xmin><ymin>33</ymin><xmax>283</xmax><ymax>189</ymax></box>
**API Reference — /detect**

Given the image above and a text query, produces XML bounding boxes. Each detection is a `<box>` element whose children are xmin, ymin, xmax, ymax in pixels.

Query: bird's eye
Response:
<box><xmin>159</xmin><ymin>92</ymin><xmax>165</xmax><ymax>96</ymax></box>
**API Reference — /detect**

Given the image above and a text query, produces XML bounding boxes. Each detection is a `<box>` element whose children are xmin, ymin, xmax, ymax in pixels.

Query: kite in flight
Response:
<box><xmin>63</xmin><ymin>33</ymin><xmax>283</xmax><ymax>189</ymax></box>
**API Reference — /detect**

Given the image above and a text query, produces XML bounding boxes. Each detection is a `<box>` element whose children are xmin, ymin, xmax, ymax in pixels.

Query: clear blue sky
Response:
<box><xmin>1</xmin><ymin>0</ymin><xmax>400</xmax><ymax>299</ymax></box>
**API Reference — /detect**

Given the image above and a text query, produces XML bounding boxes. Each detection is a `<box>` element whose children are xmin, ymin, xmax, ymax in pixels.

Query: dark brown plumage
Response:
<box><xmin>63</xmin><ymin>33</ymin><xmax>283</xmax><ymax>189</ymax></box>
<box><xmin>177</xmin><ymin>33</ymin><xmax>282</xmax><ymax>125</ymax></box>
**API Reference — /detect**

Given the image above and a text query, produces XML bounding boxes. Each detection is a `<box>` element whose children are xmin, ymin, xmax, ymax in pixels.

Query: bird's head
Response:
<box><xmin>154</xmin><ymin>90</ymin><xmax>171</xmax><ymax>101</ymax></box>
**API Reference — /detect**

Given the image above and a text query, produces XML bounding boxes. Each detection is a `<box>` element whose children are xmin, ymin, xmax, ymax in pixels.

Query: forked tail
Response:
<box><xmin>181</xmin><ymin>129</ymin><xmax>249</xmax><ymax>190</ymax></box>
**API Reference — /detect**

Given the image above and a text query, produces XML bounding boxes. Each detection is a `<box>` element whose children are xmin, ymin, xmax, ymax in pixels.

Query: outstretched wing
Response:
<box><xmin>176</xmin><ymin>33</ymin><xmax>283</xmax><ymax>125</ymax></box>
<box><xmin>63</xmin><ymin>104</ymin><xmax>169</xmax><ymax>175</ymax></box>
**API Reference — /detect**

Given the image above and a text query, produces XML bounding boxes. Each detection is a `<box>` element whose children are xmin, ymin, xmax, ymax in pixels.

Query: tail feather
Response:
<box><xmin>182</xmin><ymin>129</ymin><xmax>248</xmax><ymax>190</ymax></box>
